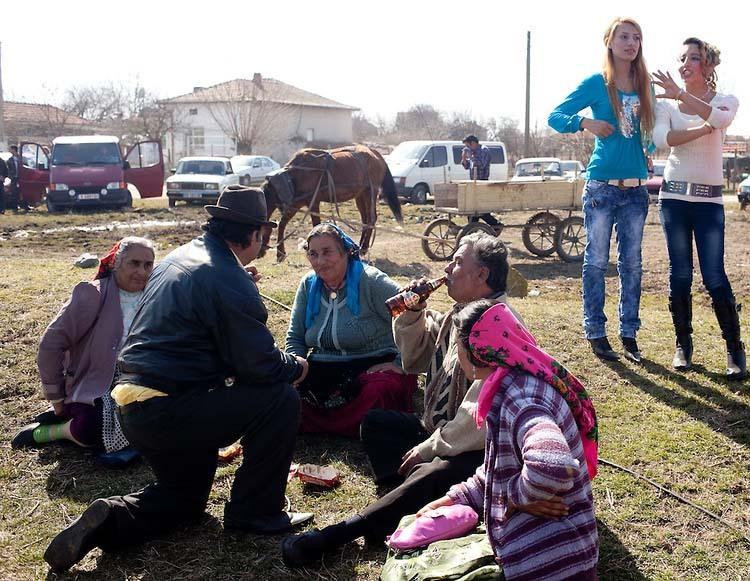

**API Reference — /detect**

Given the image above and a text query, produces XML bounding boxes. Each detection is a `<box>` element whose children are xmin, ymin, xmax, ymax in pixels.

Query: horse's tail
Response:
<box><xmin>376</xmin><ymin>152</ymin><xmax>403</xmax><ymax>225</ymax></box>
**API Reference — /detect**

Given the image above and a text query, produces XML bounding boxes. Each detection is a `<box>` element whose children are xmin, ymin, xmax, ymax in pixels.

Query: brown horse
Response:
<box><xmin>260</xmin><ymin>144</ymin><xmax>403</xmax><ymax>261</ymax></box>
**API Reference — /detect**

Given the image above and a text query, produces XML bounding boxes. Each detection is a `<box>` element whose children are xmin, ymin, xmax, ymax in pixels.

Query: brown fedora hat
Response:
<box><xmin>205</xmin><ymin>186</ymin><xmax>277</xmax><ymax>228</ymax></box>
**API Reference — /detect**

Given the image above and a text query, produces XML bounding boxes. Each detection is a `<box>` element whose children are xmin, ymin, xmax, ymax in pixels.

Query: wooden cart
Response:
<box><xmin>422</xmin><ymin>180</ymin><xmax>585</xmax><ymax>262</ymax></box>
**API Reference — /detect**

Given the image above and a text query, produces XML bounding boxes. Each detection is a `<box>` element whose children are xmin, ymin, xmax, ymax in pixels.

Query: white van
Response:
<box><xmin>386</xmin><ymin>140</ymin><xmax>508</xmax><ymax>204</ymax></box>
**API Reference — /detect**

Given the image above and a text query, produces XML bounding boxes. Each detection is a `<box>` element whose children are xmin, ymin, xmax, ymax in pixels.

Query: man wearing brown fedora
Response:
<box><xmin>44</xmin><ymin>186</ymin><xmax>312</xmax><ymax>573</ymax></box>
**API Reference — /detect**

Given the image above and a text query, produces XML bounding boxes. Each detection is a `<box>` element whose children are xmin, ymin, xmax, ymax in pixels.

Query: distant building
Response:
<box><xmin>159</xmin><ymin>74</ymin><xmax>358</xmax><ymax>166</ymax></box>
<box><xmin>1</xmin><ymin>101</ymin><xmax>93</xmax><ymax>145</ymax></box>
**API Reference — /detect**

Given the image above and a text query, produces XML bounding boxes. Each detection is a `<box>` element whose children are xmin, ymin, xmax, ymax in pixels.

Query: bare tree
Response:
<box><xmin>446</xmin><ymin>111</ymin><xmax>487</xmax><ymax>141</ymax></box>
<box><xmin>395</xmin><ymin>104</ymin><xmax>447</xmax><ymax>140</ymax></box>
<box><xmin>486</xmin><ymin>117</ymin><xmax>524</xmax><ymax>164</ymax></box>
<box><xmin>352</xmin><ymin>113</ymin><xmax>378</xmax><ymax>142</ymax></box>
<box><xmin>124</xmin><ymin>85</ymin><xmax>186</xmax><ymax>144</ymax></box>
<box><xmin>206</xmin><ymin>75</ymin><xmax>294</xmax><ymax>154</ymax></box>
<box><xmin>63</xmin><ymin>83</ymin><xmax>127</xmax><ymax>123</ymax></box>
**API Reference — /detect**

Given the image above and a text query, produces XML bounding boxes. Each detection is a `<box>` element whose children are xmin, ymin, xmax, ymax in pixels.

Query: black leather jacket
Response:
<box><xmin>119</xmin><ymin>232</ymin><xmax>302</xmax><ymax>394</ymax></box>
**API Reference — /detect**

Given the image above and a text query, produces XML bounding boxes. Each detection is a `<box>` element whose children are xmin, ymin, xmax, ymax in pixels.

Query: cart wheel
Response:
<box><xmin>457</xmin><ymin>221</ymin><xmax>497</xmax><ymax>241</ymax></box>
<box><xmin>555</xmin><ymin>216</ymin><xmax>586</xmax><ymax>262</ymax></box>
<box><xmin>422</xmin><ymin>218</ymin><xmax>461</xmax><ymax>261</ymax></box>
<box><xmin>522</xmin><ymin>211</ymin><xmax>561</xmax><ymax>257</ymax></box>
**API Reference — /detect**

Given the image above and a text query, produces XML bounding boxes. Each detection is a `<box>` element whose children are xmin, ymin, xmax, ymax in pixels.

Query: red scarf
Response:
<box><xmin>95</xmin><ymin>242</ymin><xmax>121</xmax><ymax>280</ymax></box>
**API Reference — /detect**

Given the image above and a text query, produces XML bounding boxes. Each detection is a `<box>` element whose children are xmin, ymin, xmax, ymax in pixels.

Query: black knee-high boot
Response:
<box><xmin>712</xmin><ymin>297</ymin><xmax>747</xmax><ymax>380</ymax></box>
<box><xmin>669</xmin><ymin>294</ymin><xmax>693</xmax><ymax>370</ymax></box>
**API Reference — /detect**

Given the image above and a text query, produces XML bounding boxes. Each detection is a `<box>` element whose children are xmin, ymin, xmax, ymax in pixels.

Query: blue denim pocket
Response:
<box><xmin>583</xmin><ymin>180</ymin><xmax>608</xmax><ymax>210</ymax></box>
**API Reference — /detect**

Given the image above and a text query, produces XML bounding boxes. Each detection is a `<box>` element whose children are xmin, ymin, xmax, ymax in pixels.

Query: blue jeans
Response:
<box><xmin>659</xmin><ymin>199</ymin><xmax>732</xmax><ymax>302</ymax></box>
<box><xmin>581</xmin><ymin>181</ymin><xmax>649</xmax><ymax>339</ymax></box>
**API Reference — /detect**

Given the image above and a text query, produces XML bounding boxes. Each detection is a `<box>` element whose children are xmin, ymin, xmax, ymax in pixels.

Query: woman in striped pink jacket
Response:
<box><xmin>418</xmin><ymin>300</ymin><xmax>599</xmax><ymax>580</ymax></box>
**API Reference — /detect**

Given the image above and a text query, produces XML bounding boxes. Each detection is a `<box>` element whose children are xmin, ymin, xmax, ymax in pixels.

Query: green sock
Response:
<box><xmin>32</xmin><ymin>423</ymin><xmax>66</xmax><ymax>444</ymax></box>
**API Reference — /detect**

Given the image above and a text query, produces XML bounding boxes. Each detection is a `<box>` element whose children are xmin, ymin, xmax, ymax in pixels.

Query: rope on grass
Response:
<box><xmin>259</xmin><ymin>292</ymin><xmax>293</xmax><ymax>312</ymax></box>
<box><xmin>599</xmin><ymin>458</ymin><xmax>750</xmax><ymax>544</ymax></box>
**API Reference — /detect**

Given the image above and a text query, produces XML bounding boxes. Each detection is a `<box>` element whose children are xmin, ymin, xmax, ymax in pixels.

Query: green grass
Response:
<box><xmin>1</xmin><ymin>197</ymin><xmax>749</xmax><ymax>579</ymax></box>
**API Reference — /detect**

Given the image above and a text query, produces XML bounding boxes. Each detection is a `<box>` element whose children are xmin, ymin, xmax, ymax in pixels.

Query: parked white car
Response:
<box><xmin>386</xmin><ymin>140</ymin><xmax>509</xmax><ymax>204</ymax></box>
<box><xmin>166</xmin><ymin>156</ymin><xmax>239</xmax><ymax>207</ymax></box>
<box><xmin>231</xmin><ymin>155</ymin><xmax>281</xmax><ymax>185</ymax></box>
<box><xmin>511</xmin><ymin>157</ymin><xmax>567</xmax><ymax>182</ymax></box>
<box><xmin>560</xmin><ymin>160</ymin><xmax>586</xmax><ymax>179</ymax></box>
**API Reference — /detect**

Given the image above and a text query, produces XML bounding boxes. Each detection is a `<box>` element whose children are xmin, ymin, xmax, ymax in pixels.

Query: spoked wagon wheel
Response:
<box><xmin>555</xmin><ymin>216</ymin><xmax>586</xmax><ymax>262</ymax></box>
<box><xmin>457</xmin><ymin>221</ymin><xmax>497</xmax><ymax>240</ymax></box>
<box><xmin>421</xmin><ymin>218</ymin><xmax>462</xmax><ymax>261</ymax></box>
<box><xmin>522</xmin><ymin>211</ymin><xmax>561</xmax><ymax>257</ymax></box>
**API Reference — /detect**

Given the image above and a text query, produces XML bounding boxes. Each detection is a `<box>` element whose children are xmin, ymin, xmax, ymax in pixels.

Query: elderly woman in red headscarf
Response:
<box><xmin>12</xmin><ymin>237</ymin><xmax>155</xmax><ymax>458</ymax></box>
<box><xmin>418</xmin><ymin>299</ymin><xmax>599</xmax><ymax>581</ymax></box>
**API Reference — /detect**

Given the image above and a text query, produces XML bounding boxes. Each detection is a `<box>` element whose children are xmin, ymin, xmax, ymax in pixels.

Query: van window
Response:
<box><xmin>424</xmin><ymin>146</ymin><xmax>447</xmax><ymax>167</ymax></box>
<box><xmin>126</xmin><ymin>142</ymin><xmax>161</xmax><ymax>169</ymax></box>
<box><xmin>488</xmin><ymin>147</ymin><xmax>505</xmax><ymax>164</ymax></box>
<box><xmin>390</xmin><ymin>142</ymin><xmax>428</xmax><ymax>161</ymax></box>
<box><xmin>21</xmin><ymin>143</ymin><xmax>49</xmax><ymax>170</ymax></box>
<box><xmin>52</xmin><ymin>142</ymin><xmax>121</xmax><ymax>166</ymax></box>
<box><xmin>452</xmin><ymin>146</ymin><xmax>465</xmax><ymax>165</ymax></box>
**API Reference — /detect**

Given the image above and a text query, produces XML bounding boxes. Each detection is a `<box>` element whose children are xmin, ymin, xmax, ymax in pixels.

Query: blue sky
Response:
<box><xmin>2</xmin><ymin>0</ymin><xmax>748</xmax><ymax>136</ymax></box>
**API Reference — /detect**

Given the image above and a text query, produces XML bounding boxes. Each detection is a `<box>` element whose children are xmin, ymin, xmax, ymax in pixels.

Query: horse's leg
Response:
<box><xmin>311</xmin><ymin>200</ymin><xmax>322</xmax><ymax>227</ymax></box>
<box><xmin>276</xmin><ymin>208</ymin><xmax>296</xmax><ymax>262</ymax></box>
<box><xmin>355</xmin><ymin>190</ymin><xmax>374</xmax><ymax>256</ymax></box>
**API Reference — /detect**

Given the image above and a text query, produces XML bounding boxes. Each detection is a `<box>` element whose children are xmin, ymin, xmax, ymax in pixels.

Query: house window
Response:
<box><xmin>191</xmin><ymin>127</ymin><xmax>205</xmax><ymax>147</ymax></box>
<box><xmin>306</xmin><ymin>128</ymin><xmax>315</xmax><ymax>142</ymax></box>
<box><xmin>189</xmin><ymin>108</ymin><xmax>198</xmax><ymax>115</ymax></box>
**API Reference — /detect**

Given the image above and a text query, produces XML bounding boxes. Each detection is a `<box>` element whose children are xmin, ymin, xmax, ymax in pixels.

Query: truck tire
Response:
<box><xmin>410</xmin><ymin>184</ymin><xmax>428</xmax><ymax>205</ymax></box>
<box><xmin>46</xmin><ymin>197</ymin><xmax>60</xmax><ymax>213</ymax></box>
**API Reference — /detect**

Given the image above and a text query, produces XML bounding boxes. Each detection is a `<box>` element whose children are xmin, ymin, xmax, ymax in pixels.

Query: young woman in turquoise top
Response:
<box><xmin>549</xmin><ymin>17</ymin><xmax>655</xmax><ymax>363</ymax></box>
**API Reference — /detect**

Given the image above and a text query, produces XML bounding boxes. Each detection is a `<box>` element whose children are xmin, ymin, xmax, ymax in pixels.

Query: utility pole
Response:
<box><xmin>524</xmin><ymin>31</ymin><xmax>531</xmax><ymax>157</ymax></box>
<box><xmin>0</xmin><ymin>42</ymin><xmax>6</xmax><ymax>150</ymax></box>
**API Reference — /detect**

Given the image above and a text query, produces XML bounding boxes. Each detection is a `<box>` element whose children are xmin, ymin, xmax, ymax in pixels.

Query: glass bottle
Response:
<box><xmin>386</xmin><ymin>276</ymin><xmax>447</xmax><ymax>318</ymax></box>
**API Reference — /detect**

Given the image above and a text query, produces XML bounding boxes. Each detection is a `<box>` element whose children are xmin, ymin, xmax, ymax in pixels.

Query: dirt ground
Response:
<box><xmin>1</xmin><ymin>196</ymin><xmax>749</xmax><ymax>580</ymax></box>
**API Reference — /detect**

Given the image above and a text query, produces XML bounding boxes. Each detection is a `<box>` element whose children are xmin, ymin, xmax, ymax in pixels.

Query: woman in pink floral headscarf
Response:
<box><xmin>419</xmin><ymin>299</ymin><xmax>599</xmax><ymax>581</ymax></box>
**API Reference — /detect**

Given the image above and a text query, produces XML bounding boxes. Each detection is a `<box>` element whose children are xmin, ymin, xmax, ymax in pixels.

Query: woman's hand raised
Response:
<box><xmin>652</xmin><ymin>70</ymin><xmax>682</xmax><ymax>100</ymax></box>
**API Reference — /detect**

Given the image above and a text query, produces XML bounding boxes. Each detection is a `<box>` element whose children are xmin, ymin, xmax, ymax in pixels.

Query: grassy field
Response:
<box><xmin>1</xmin><ymin>197</ymin><xmax>749</xmax><ymax>580</ymax></box>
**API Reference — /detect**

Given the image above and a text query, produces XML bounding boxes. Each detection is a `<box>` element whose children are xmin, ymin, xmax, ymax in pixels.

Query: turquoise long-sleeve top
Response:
<box><xmin>548</xmin><ymin>73</ymin><xmax>648</xmax><ymax>180</ymax></box>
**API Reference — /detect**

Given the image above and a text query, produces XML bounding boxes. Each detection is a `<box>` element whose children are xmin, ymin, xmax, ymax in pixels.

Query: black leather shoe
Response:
<box><xmin>11</xmin><ymin>423</ymin><xmax>41</xmax><ymax>449</ymax></box>
<box><xmin>621</xmin><ymin>337</ymin><xmax>642</xmax><ymax>363</ymax></box>
<box><xmin>44</xmin><ymin>499</ymin><xmax>110</xmax><ymax>572</ymax></box>
<box><xmin>589</xmin><ymin>337</ymin><xmax>619</xmax><ymax>361</ymax></box>
<box><xmin>226</xmin><ymin>511</ymin><xmax>314</xmax><ymax>535</ymax></box>
<box><xmin>281</xmin><ymin>529</ymin><xmax>328</xmax><ymax>568</ymax></box>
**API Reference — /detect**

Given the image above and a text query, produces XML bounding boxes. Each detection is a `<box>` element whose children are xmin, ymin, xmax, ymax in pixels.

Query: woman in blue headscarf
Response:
<box><xmin>286</xmin><ymin>223</ymin><xmax>417</xmax><ymax>437</ymax></box>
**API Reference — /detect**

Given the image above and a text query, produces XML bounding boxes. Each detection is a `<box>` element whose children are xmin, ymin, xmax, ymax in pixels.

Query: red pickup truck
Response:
<box><xmin>18</xmin><ymin>136</ymin><xmax>164</xmax><ymax>212</ymax></box>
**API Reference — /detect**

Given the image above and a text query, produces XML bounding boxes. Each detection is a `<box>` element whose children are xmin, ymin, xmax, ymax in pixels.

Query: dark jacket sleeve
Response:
<box><xmin>202</xmin><ymin>268</ymin><xmax>302</xmax><ymax>386</ymax></box>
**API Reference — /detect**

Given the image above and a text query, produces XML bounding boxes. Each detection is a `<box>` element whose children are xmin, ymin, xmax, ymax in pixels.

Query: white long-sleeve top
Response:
<box><xmin>653</xmin><ymin>92</ymin><xmax>739</xmax><ymax>204</ymax></box>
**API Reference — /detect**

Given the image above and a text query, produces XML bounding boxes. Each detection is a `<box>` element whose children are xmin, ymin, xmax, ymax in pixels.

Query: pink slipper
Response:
<box><xmin>387</xmin><ymin>505</ymin><xmax>479</xmax><ymax>550</ymax></box>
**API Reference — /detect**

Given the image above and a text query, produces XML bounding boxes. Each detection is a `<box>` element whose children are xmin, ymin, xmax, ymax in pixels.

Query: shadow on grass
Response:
<box><xmin>597</xmin><ymin>519</ymin><xmax>649</xmax><ymax>580</ymax></box>
<box><xmin>609</xmin><ymin>358</ymin><xmax>750</xmax><ymax>447</ymax></box>
<box><xmin>511</xmin><ymin>255</ymin><xmax>619</xmax><ymax>283</ymax></box>
<box><xmin>39</xmin><ymin>445</ymin><xmax>153</xmax><ymax>504</ymax></box>
<box><xmin>45</xmin><ymin>513</ymin><xmax>361</xmax><ymax>581</ymax></box>
<box><xmin>368</xmin><ymin>257</ymin><xmax>433</xmax><ymax>279</ymax></box>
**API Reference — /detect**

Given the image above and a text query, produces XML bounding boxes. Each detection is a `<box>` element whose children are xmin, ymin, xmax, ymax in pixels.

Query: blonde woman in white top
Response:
<box><xmin>652</xmin><ymin>37</ymin><xmax>745</xmax><ymax>379</ymax></box>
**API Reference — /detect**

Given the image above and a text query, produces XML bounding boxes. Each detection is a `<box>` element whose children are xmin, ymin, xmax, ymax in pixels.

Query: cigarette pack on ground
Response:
<box><xmin>296</xmin><ymin>464</ymin><xmax>341</xmax><ymax>488</ymax></box>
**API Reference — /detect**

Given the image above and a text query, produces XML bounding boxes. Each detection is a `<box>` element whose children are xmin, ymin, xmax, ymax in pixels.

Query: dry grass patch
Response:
<box><xmin>1</xmin><ymin>197</ymin><xmax>749</xmax><ymax>579</ymax></box>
